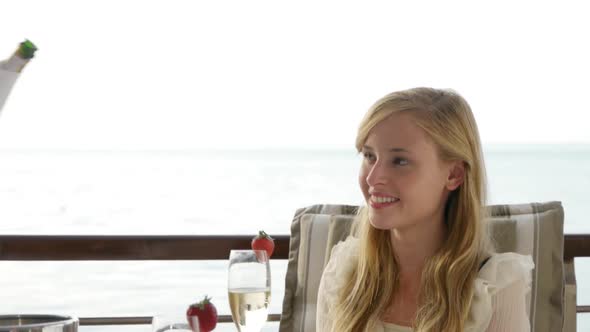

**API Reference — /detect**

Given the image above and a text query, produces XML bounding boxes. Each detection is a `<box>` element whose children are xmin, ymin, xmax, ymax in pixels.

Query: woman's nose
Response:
<box><xmin>365</xmin><ymin>161</ymin><xmax>388</xmax><ymax>186</ymax></box>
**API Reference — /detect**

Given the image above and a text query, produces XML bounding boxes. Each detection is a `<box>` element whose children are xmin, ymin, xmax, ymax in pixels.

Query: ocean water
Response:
<box><xmin>0</xmin><ymin>146</ymin><xmax>588</xmax><ymax>331</ymax></box>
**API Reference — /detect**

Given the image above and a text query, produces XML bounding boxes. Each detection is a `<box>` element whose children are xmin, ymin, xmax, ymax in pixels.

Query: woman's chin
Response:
<box><xmin>368</xmin><ymin>213</ymin><xmax>413</xmax><ymax>231</ymax></box>
<box><xmin>368</xmin><ymin>216</ymin><xmax>395</xmax><ymax>230</ymax></box>
<box><xmin>370</xmin><ymin>223</ymin><xmax>393</xmax><ymax>230</ymax></box>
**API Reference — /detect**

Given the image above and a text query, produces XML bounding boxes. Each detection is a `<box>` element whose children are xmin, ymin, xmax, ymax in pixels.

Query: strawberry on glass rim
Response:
<box><xmin>251</xmin><ymin>230</ymin><xmax>275</xmax><ymax>259</ymax></box>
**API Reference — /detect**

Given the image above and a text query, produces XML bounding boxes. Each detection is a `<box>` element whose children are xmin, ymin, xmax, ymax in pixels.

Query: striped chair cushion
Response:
<box><xmin>279</xmin><ymin>201</ymin><xmax>564</xmax><ymax>332</ymax></box>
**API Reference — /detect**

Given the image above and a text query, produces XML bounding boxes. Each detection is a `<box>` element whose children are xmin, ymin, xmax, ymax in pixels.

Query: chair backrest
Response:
<box><xmin>279</xmin><ymin>201</ymin><xmax>565</xmax><ymax>332</ymax></box>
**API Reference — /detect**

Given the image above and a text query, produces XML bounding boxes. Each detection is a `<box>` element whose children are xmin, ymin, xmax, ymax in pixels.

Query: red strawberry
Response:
<box><xmin>251</xmin><ymin>230</ymin><xmax>275</xmax><ymax>258</ymax></box>
<box><xmin>186</xmin><ymin>296</ymin><xmax>217</xmax><ymax>332</ymax></box>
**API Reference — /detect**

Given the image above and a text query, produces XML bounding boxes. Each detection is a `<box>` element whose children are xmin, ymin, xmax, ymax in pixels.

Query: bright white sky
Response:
<box><xmin>0</xmin><ymin>0</ymin><xmax>589</xmax><ymax>150</ymax></box>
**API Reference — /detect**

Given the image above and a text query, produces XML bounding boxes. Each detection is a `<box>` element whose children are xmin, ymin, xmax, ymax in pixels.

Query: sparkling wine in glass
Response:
<box><xmin>228</xmin><ymin>250</ymin><xmax>271</xmax><ymax>332</ymax></box>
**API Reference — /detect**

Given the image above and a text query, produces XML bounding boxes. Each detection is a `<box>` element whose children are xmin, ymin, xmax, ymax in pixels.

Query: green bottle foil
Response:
<box><xmin>18</xmin><ymin>39</ymin><xmax>37</xmax><ymax>60</ymax></box>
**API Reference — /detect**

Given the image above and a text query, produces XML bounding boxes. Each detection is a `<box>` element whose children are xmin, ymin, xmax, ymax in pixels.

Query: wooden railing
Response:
<box><xmin>0</xmin><ymin>235</ymin><xmax>290</xmax><ymax>261</ymax></box>
<box><xmin>1</xmin><ymin>234</ymin><xmax>589</xmax><ymax>326</ymax></box>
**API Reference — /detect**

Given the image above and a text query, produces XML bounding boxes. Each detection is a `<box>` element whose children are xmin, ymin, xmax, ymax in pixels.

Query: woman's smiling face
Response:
<box><xmin>359</xmin><ymin>111</ymin><xmax>457</xmax><ymax>231</ymax></box>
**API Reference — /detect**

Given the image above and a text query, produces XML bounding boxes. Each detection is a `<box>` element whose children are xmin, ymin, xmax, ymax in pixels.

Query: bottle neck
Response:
<box><xmin>1</xmin><ymin>52</ymin><xmax>29</xmax><ymax>73</ymax></box>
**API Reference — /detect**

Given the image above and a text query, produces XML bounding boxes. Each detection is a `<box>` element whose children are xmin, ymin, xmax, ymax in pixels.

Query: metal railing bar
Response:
<box><xmin>78</xmin><ymin>314</ymin><xmax>282</xmax><ymax>325</ymax></box>
<box><xmin>79</xmin><ymin>316</ymin><xmax>152</xmax><ymax>325</ymax></box>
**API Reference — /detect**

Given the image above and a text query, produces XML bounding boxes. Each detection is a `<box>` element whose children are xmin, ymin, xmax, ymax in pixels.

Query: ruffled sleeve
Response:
<box><xmin>316</xmin><ymin>236</ymin><xmax>360</xmax><ymax>332</ymax></box>
<box><xmin>467</xmin><ymin>252</ymin><xmax>535</xmax><ymax>332</ymax></box>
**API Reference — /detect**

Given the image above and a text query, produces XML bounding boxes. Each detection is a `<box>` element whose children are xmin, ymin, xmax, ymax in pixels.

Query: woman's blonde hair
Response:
<box><xmin>331</xmin><ymin>87</ymin><xmax>494</xmax><ymax>332</ymax></box>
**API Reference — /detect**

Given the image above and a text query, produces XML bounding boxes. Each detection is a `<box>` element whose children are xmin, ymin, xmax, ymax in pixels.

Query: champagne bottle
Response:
<box><xmin>1</xmin><ymin>39</ymin><xmax>37</xmax><ymax>73</ymax></box>
<box><xmin>0</xmin><ymin>39</ymin><xmax>37</xmax><ymax>113</ymax></box>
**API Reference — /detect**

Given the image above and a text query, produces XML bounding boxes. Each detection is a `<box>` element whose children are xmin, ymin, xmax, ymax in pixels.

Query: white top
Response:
<box><xmin>316</xmin><ymin>236</ymin><xmax>535</xmax><ymax>332</ymax></box>
<box><xmin>382</xmin><ymin>321</ymin><xmax>413</xmax><ymax>332</ymax></box>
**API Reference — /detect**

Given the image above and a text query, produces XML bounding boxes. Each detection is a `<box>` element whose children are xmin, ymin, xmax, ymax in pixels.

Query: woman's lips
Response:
<box><xmin>369</xmin><ymin>196</ymin><xmax>400</xmax><ymax>209</ymax></box>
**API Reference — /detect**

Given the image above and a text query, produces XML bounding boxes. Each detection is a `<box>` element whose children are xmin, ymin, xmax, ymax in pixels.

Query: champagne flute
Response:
<box><xmin>228</xmin><ymin>250</ymin><xmax>271</xmax><ymax>332</ymax></box>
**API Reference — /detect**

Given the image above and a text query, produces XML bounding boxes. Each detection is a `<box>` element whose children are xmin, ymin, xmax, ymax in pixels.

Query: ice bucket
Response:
<box><xmin>0</xmin><ymin>315</ymin><xmax>78</xmax><ymax>332</ymax></box>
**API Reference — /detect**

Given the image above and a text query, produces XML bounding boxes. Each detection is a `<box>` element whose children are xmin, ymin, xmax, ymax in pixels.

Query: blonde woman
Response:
<box><xmin>316</xmin><ymin>88</ymin><xmax>534</xmax><ymax>332</ymax></box>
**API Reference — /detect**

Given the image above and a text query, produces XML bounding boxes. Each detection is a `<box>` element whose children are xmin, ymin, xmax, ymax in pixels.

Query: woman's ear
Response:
<box><xmin>446</xmin><ymin>161</ymin><xmax>465</xmax><ymax>191</ymax></box>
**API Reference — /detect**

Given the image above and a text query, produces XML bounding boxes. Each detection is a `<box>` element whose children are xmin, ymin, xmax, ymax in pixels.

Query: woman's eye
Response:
<box><xmin>393</xmin><ymin>157</ymin><xmax>408</xmax><ymax>166</ymax></box>
<box><xmin>363</xmin><ymin>152</ymin><xmax>375</xmax><ymax>162</ymax></box>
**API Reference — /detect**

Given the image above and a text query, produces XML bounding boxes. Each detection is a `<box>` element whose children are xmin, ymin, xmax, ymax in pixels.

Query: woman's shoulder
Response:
<box><xmin>319</xmin><ymin>236</ymin><xmax>360</xmax><ymax>297</ymax></box>
<box><xmin>322</xmin><ymin>236</ymin><xmax>360</xmax><ymax>276</ymax></box>
<box><xmin>467</xmin><ymin>252</ymin><xmax>534</xmax><ymax>330</ymax></box>
<box><xmin>477</xmin><ymin>252</ymin><xmax>535</xmax><ymax>292</ymax></box>
<box><xmin>316</xmin><ymin>237</ymin><xmax>363</xmax><ymax>332</ymax></box>
<box><xmin>330</xmin><ymin>235</ymin><xmax>360</xmax><ymax>259</ymax></box>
